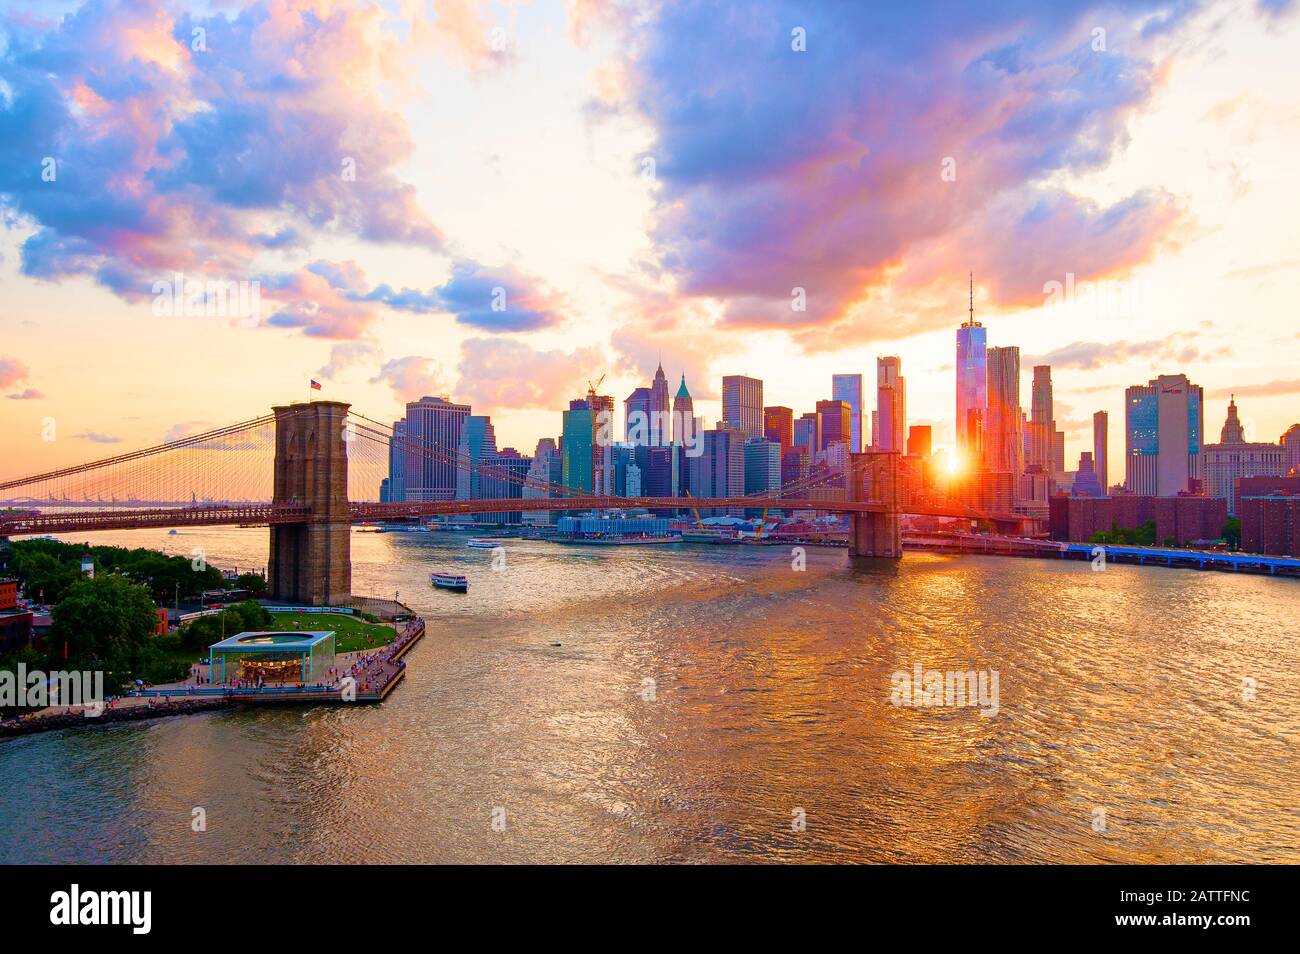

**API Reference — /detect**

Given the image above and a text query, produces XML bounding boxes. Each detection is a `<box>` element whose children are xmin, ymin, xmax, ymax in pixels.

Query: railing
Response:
<box><xmin>0</xmin><ymin>503</ymin><xmax>310</xmax><ymax>535</ymax></box>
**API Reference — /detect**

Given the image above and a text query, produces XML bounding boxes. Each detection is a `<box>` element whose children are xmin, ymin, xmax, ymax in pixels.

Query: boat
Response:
<box><xmin>466</xmin><ymin>538</ymin><xmax>501</xmax><ymax>549</ymax></box>
<box><xmin>431</xmin><ymin>572</ymin><xmax>468</xmax><ymax>592</ymax></box>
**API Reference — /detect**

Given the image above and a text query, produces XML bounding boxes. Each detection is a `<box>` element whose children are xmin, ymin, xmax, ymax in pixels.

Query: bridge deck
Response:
<box><xmin>1</xmin><ymin>497</ymin><xmax>1029</xmax><ymax>536</ymax></box>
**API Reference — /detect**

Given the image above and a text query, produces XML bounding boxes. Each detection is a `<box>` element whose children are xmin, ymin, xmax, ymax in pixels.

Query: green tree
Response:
<box><xmin>11</xmin><ymin>549</ymin><xmax>81</xmax><ymax>604</ymax></box>
<box><xmin>234</xmin><ymin>573</ymin><xmax>267</xmax><ymax>594</ymax></box>
<box><xmin>1221</xmin><ymin>517</ymin><xmax>1241</xmax><ymax>549</ymax></box>
<box><xmin>176</xmin><ymin>601</ymin><xmax>272</xmax><ymax>651</ymax></box>
<box><xmin>50</xmin><ymin>575</ymin><xmax>162</xmax><ymax>693</ymax></box>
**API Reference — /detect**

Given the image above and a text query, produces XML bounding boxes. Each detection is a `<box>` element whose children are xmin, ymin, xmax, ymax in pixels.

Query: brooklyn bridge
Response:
<box><xmin>0</xmin><ymin>400</ymin><xmax>1031</xmax><ymax>604</ymax></box>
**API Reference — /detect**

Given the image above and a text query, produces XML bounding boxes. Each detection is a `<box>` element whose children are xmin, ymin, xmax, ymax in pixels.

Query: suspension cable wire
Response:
<box><xmin>347</xmin><ymin>412</ymin><xmax>590</xmax><ymax>498</ymax></box>
<box><xmin>0</xmin><ymin>402</ymin><xmax>855</xmax><ymax>516</ymax></box>
<box><xmin>0</xmin><ymin>415</ymin><xmax>276</xmax><ymax>494</ymax></box>
<box><xmin>347</xmin><ymin>409</ymin><xmax>854</xmax><ymax>504</ymax></box>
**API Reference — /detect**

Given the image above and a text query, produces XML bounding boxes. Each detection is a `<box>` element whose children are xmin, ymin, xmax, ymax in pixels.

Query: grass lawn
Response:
<box><xmin>269</xmin><ymin>612</ymin><xmax>395</xmax><ymax>653</ymax></box>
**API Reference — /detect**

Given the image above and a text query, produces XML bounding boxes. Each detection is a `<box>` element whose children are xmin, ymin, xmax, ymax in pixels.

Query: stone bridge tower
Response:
<box><xmin>849</xmin><ymin>450</ymin><xmax>902</xmax><ymax>559</ymax></box>
<box><xmin>268</xmin><ymin>401</ymin><xmax>352</xmax><ymax>605</ymax></box>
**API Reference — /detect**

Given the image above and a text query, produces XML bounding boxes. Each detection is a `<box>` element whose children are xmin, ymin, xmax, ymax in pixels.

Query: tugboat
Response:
<box><xmin>466</xmin><ymin>538</ymin><xmax>500</xmax><ymax>549</ymax></box>
<box><xmin>431</xmin><ymin>572</ymin><xmax>468</xmax><ymax>592</ymax></box>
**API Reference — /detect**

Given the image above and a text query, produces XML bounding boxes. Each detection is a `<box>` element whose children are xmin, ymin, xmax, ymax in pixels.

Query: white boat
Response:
<box><xmin>431</xmin><ymin>572</ymin><xmax>468</xmax><ymax>592</ymax></box>
<box><xmin>466</xmin><ymin>538</ymin><xmax>501</xmax><ymax>549</ymax></box>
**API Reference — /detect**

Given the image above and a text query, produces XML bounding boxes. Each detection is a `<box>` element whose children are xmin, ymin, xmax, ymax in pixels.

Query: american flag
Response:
<box><xmin>310</xmin><ymin>379</ymin><xmax>322</xmax><ymax>390</ymax></box>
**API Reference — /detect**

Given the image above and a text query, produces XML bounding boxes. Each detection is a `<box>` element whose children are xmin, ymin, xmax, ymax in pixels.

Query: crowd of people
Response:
<box><xmin>345</xmin><ymin>617</ymin><xmax>424</xmax><ymax>693</ymax></box>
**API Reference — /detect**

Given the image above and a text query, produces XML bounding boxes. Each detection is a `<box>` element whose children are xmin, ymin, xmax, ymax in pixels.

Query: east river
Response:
<box><xmin>1</xmin><ymin>526</ymin><xmax>1296</xmax><ymax>863</ymax></box>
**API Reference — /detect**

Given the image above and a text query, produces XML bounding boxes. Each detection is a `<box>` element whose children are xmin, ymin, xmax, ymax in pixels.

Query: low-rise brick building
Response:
<box><xmin>1238</xmin><ymin>476</ymin><xmax>1300</xmax><ymax>556</ymax></box>
<box><xmin>1049</xmin><ymin>495</ymin><xmax>1227</xmax><ymax>545</ymax></box>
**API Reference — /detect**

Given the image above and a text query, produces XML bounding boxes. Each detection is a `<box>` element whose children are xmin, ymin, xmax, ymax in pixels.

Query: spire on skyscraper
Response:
<box><xmin>676</xmin><ymin>374</ymin><xmax>691</xmax><ymax>399</ymax></box>
<box><xmin>1220</xmin><ymin>394</ymin><xmax>1245</xmax><ymax>444</ymax></box>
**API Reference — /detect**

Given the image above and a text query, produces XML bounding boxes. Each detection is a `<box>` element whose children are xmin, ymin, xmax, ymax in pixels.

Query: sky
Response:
<box><xmin>2</xmin><ymin>0</ymin><xmax>1299</xmax><ymax>484</ymax></box>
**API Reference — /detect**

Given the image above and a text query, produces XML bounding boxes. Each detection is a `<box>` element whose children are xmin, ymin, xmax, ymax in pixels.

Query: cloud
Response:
<box><xmin>0</xmin><ymin>0</ymin><xmax>444</xmax><ymax>327</ymax></box>
<box><xmin>74</xmin><ymin>431</ymin><xmax>122</xmax><ymax>443</ymax></box>
<box><xmin>455</xmin><ymin>338</ymin><xmax>605</xmax><ymax>409</ymax></box>
<box><xmin>1209</xmin><ymin>378</ymin><xmax>1300</xmax><ymax>399</ymax></box>
<box><xmin>254</xmin><ymin>257</ymin><xmax>563</xmax><ymax>338</ymax></box>
<box><xmin>1026</xmin><ymin>339</ymin><xmax>1165</xmax><ymax>370</ymax></box>
<box><xmin>6</xmin><ymin>388</ymin><xmax>45</xmax><ymax>400</ymax></box>
<box><xmin>427</xmin><ymin>0</ymin><xmax>516</xmax><ymax>70</ymax></box>
<box><xmin>317</xmin><ymin>340</ymin><xmax>380</xmax><ymax>380</ymax></box>
<box><xmin>425</xmin><ymin>261</ymin><xmax>566</xmax><ymax>332</ymax></box>
<box><xmin>0</xmin><ymin>357</ymin><xmax>31</xmax><ymax>389</ymax></box>
<box><xmin>609</xmin><ymin>323</ymin><xmax>722</xmax><ymax>401</ymax></box>
<box><xmin>163</xmin><ymin>421</ymin><xmax>213</xmax><ymax>442</ymax></box>
<box><xmin>587</xmin><ymin>0</ymin><xmax>1198</xmax><ymax>351</ymax></box>
<box><xmin>371</xmin><ymin>356</ymin><xmax>445</xmax><ymax>402</ymax></box>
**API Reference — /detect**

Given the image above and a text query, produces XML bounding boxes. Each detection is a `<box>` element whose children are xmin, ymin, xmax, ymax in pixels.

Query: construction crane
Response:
<box><xmin>586</xmin><ymin>373</ymin><xmax>606</xmax><ymax>404</ymax></box>
<box><xmin>683</xmin><ymin>489</ymin><xmax>706</xmax><ymax>529</ymax></box>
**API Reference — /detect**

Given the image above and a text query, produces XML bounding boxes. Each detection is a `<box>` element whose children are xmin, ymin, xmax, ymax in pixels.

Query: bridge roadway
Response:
<box><xmin>0</xmin><ymin>496</ymin><xmax>1031</xmax><ymax>537</ymax></box>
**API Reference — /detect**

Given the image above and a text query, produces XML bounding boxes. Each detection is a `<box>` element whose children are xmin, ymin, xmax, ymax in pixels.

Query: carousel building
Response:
<box><xmin>209</xmin><ymin>631</ymin><xmax>336</xmax><ymax>684</ymax></box>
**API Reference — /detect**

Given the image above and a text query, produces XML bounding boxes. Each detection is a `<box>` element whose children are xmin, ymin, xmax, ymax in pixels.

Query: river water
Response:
<box><xmin>1</xmin><ymin>526</ymin><xmax>1296</xmax><ymax>863</ymax></box>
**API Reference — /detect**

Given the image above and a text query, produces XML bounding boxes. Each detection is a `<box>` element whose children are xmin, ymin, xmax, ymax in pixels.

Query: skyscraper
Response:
<box><xmin>1073</xmin><ymin>451</ymin><xmax>1103</xmax><ymax>497</ymax></box>
<box><xmin>815</xmin><ymin>399</ymin><xmax>851</xmax><ymax>452</ymax></box>
<box><xmin>455</xmin><ymin>415</ymin><xmax>497</xmax><ymax>502</ymax></box>
<box><xmin>1201</xmin><ymin>396</ymin><xmax>1284</xmax><ymax>515</ymax></box>
<box><xmin>875</xmin><ymin>358</ymin><xmax>906</xmax><ymax>453</ymax></box>
<box><xmin>955</xmin><ymin>273</ymin><xmax>987</xmax><ymax>464</ymax></box>
<box><xmin>561</xmin><ymin>399</ymin><xmax>594</xmax><ymax>493</ymax></box>
<box><xmin>763</xmin><ymin>406</ymin><xmax>794</xmax><ymax>455</ymax></box>
<box><xmin>624</xmin><ymin>386</ymin><xmax>652</xmax><ymax>444</ymax></box>
<box><xmin>479</xmin><ymin>447</ymin><xmax>530</xmax><ymax>523</ymax></box>
<box><xmin>1026</xmin><ymin>365</ymin><xmax>1056</xmax><ymax>473</ymax></box>
<box><xmin>650</xmin><ymin>361</ymin><xmax>671</xmax><ymax>447</ymax></box>
<box><xmin>794</xmin><ymin>413</ymin><xmax>820</xmax><ymax>459</ymax></box>
<box><xmin>831</xmin><ymin>374</ymin><xmax>864</xmax><ymax>452</ymax></box>
<box><xmin>382</xmin><ymin>418</ymin><xmax>408</xmax><ymax>502</ymax></box>
<box><xmin>402</xmin><ymin>396</ymin><xmax>470</xmax><ymax>501</ymax></box>
<box><xmin>589</xmin><ymin>393</ymin><xmax>616</xmax><ymax>494</ymax></box>
<box><xmin>743</xmin><ymin>439</ymin><xmax>781</xmax><ymax>495</ymax></box>
<box><xmin>722</xmin><ymin>375</ymin><xmax>764</xmax><ymax>440</ymax></box>
<box><xmin>1093</xmin><ymin>410</ymin><xmax>1109</xmax><ymax>493</ymax></box>
<box><xmin>688</xmin><ymin>428</ymin><xmax>744</xmax><ymax>513</ymax></box>
<box><xmin>522</xmin><ymin>438</ymin><xmax>559</xmax><ymax>525</ymax></box>
<box><xmin>907</xmin><ymin>425</ymin><xmax>932</xmax><ymax>458</ymax></box>
<box><xmin>1124</xmin><ymin>373</ymin><xmax>1204</xmax><ymax>496</ymax></box>
<box><xmin>672</xmin><ymin>375</ymin><xmax>694</xmax><ymax>446</ymax></box>
<box><xmin>984</xmin><ymin>346</ymin><xmax>1021</xmax><ymax>476</ymax></box>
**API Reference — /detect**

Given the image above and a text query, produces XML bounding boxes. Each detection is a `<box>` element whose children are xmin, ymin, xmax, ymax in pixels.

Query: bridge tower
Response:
<box><xmin>268</xmin><ymin>401</ymin><xmax>352</xmax><ymax>606</ymax></box>
<box><xmin>849</xmin><ymin>451</ymin><xmax>902</xmax><ymax>559</ymax></box>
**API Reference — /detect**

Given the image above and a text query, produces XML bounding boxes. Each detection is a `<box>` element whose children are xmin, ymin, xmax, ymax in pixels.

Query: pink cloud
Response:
<box><xmin>455</xmin><ymin>338</ymin><xmax>606</xmax><ymax>409</ymax></box>
<box><xmin>0</xmin><ymin>357</ymin><xmax>30</xmax><ymax>390</ymax></box>
<box><xmin>0</xmin><ymin>0</ymin><xmax>448</xmax><ymax>331</ymax></box>
<box><xmin>371</xmin><ymin>356</ymin><xmax>446</xmax><ymax>402</ymax></box>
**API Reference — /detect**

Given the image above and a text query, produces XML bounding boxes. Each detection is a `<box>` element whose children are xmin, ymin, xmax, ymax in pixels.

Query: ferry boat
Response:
<box><xmin>430</xmin><ymin>572</ymin><xmax>468</xmax><ymax>592</ymax></box>
<box><xmin>466</xmin><ymin>538</ymin><xmax>501</xmax><ymax>549</ymax></box>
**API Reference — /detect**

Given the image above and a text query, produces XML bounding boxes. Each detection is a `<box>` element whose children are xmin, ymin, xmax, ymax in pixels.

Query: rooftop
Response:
<box><xmin>209</xmin><ymin>630</ymin><xmax>334</xmax><ymax>652</ymax></box>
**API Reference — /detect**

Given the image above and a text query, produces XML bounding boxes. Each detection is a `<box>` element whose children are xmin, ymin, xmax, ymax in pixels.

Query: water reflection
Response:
<box><xmin>0</xmin><ymin>526</ymin><xmax>1296</xmax><ymax>862</ymax></box>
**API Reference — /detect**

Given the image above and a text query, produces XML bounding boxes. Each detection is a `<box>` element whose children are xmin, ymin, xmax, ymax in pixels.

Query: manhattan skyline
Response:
<box><xmin>2</xmin><ymin>0</ymin><xmax>1299</xmax><ymax>483</ymax></box>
